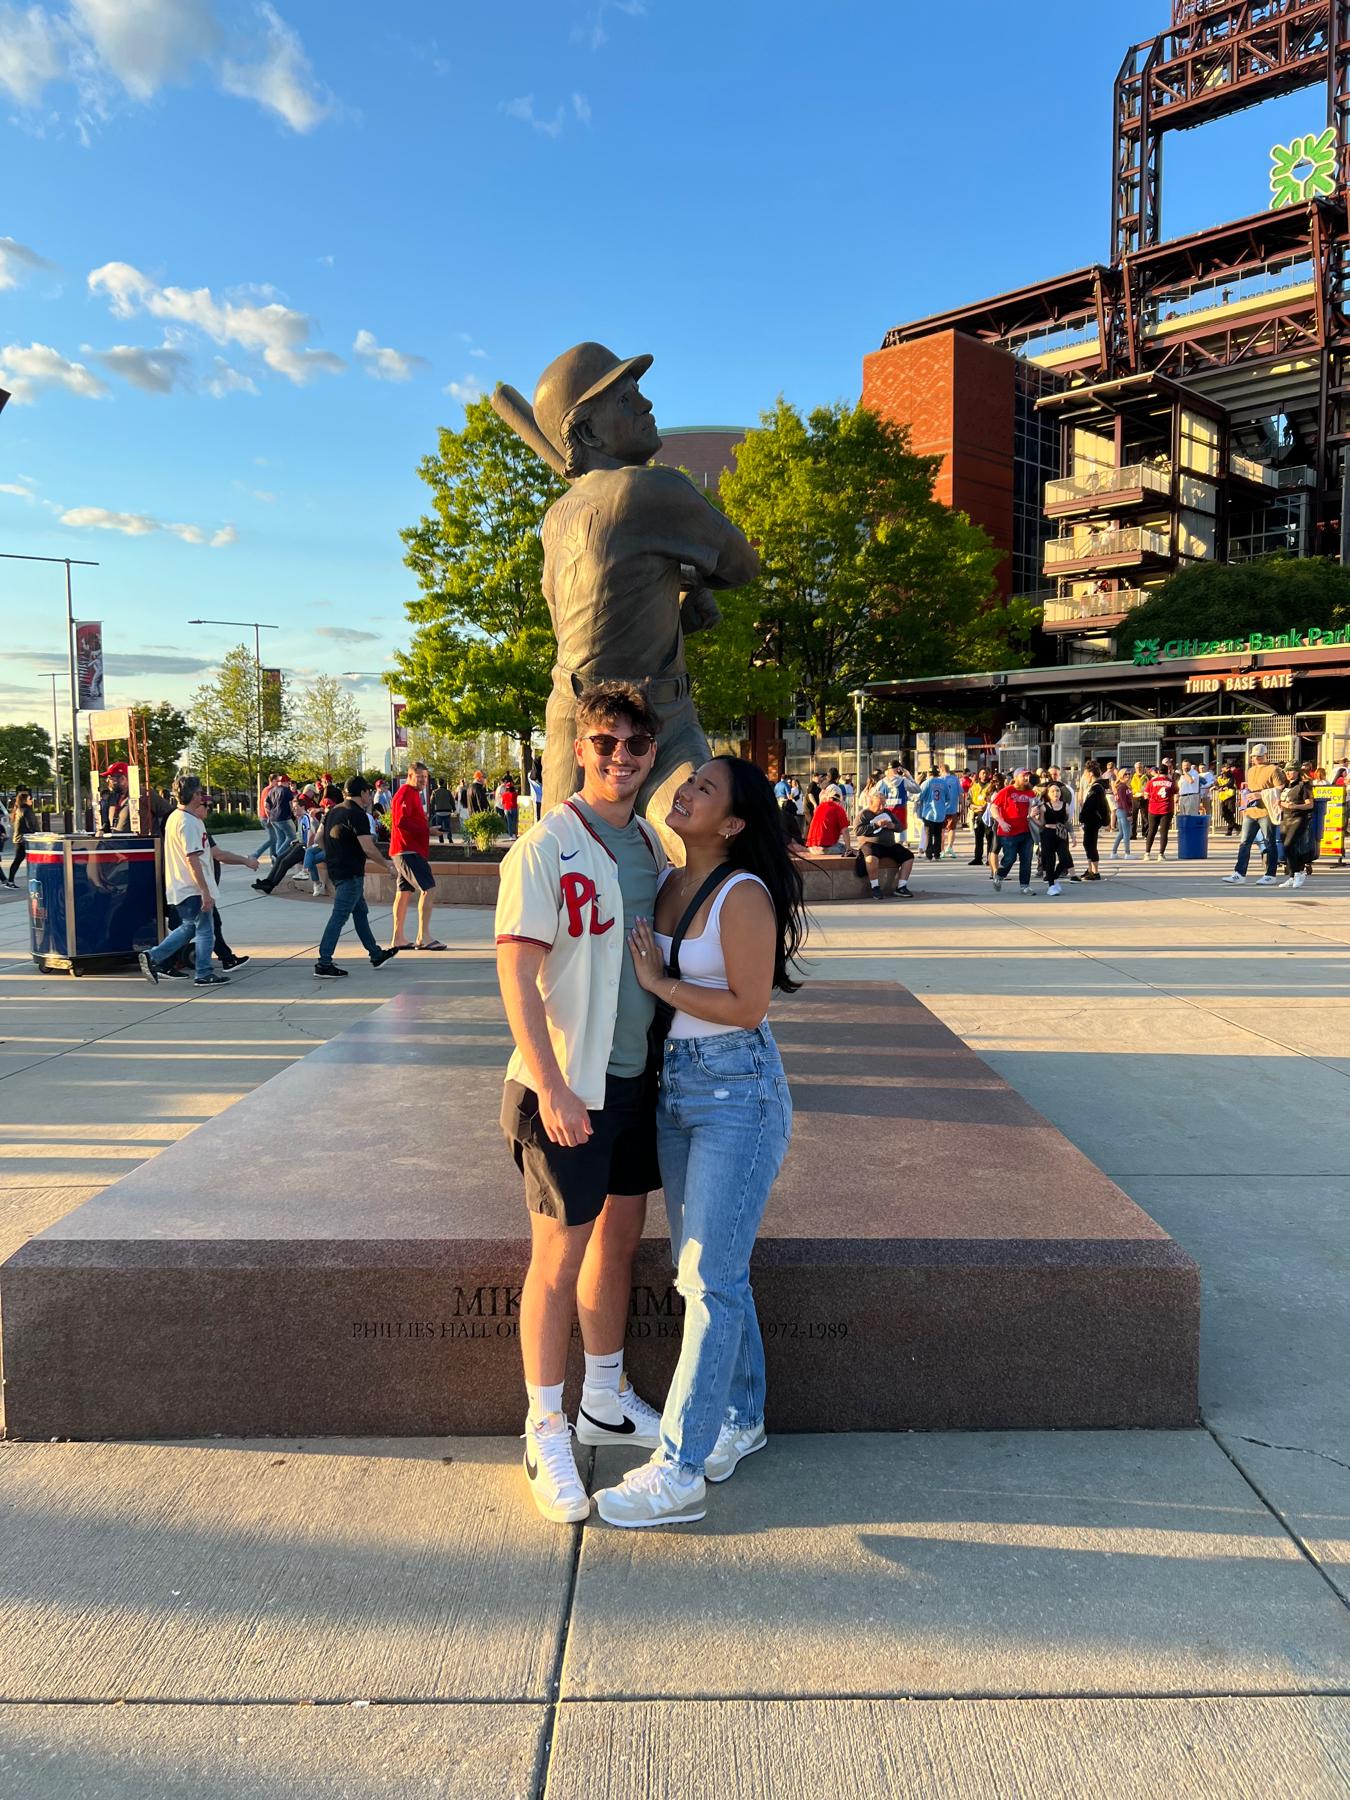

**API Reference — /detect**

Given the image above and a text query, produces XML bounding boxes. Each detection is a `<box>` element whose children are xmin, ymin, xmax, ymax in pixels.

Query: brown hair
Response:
<box><xmin>575</xmin><ymin>679</ymin><xmax>658</xmax><ymax>739</ymax></box>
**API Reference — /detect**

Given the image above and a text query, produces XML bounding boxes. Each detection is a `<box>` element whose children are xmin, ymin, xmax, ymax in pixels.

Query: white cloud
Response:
<box><xmin>0</xmin><ymin>235</ymin><xmax>58</xmax><ymax>290</ymax></box>
<box><xmin>470</xmin><ymin>346</ymin><xmax>488</xmax><ymax>359</ymax></box>
<box><xmin>69</xmin><ymin>0</ymin><xmax>219</xmax><ymax>102</ymax></box>
<box><xmin>352</xmin><ymin>328</ymin><xmax>428</xmax><ymax>383</ymax></box>
<box><xmin>205</xmin><ymin>356</ymin><xmax>258</xmax><ymax>397</ymax></box>
<box><xmin>572</xmin><ymin>91</ymin><xmax>590</xmax><ymax>125</ymax></box>
<box><xmin>502</xmin><ymin>94</ymin><xmax>564</xmax><ymax>137</ymax></box>
<box><xmin>572</xmin><ymin>0</ymin><xmax>644</xmax><ymax>51</ymax></box>
<box><xmin>0</xmin><ymin>340</ymin><xmax>108</xmax><ymax>402</ymax></box>
<box><xmin>444</xmin><ymin>373</ymin><xmax>484</xmax><ymax>404</ymax></box>
<box><xmin>88</xmin><ymin>260</ymin><xmax>344</xmax><ymax>385</ymax></box>
<box><xmin>0</xmin><ymin>0</ymin><xmax>335</xmax><ymax>134</ymax></box>
<box><xmin>314</xmin><ymin>625</ymin><xmax>381</xmax><ymax>644</ymax></box>
<box><xmin>58</xmin><ymin>502</ymin><xmax>237</xmax><ymax>544</ymax></box>
<box><xmin>91</xmin><ymin>341</ymin><xmax>193</xmax><ymax>393</ymax></box>
<box><xmin>219</xmin><ymin>2</ymin><xmax>331</xmax><ymax>132</ymax></box>
<box><xmin>0</xmin><ymin>476</ymin><xmax>37</xmax><ymax>500</ymax></box>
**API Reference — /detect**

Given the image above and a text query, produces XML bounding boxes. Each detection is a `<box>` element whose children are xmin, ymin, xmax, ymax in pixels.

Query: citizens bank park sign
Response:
<box><xmin>1131</xmin><ymin>624</ymin><xmax>1350</xmax><ymax>667</ymax></box>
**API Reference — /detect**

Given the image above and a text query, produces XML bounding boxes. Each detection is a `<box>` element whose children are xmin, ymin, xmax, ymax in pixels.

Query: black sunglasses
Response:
<box><xmin>585</xmin><ymin>732</ymin><xmax>656</xmax><ymax>758</ymax></box>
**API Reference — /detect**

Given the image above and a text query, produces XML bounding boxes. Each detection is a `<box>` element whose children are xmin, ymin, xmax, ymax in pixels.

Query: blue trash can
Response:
<box><xmin>27</xmin><ymin>833</ymin><xmax>164</xmax><ymax>975</ymax></box>
<box><xmin>1176</xmin><ymin>812</ymin><xmax>1210</xmax><ymax>860</ymax></box>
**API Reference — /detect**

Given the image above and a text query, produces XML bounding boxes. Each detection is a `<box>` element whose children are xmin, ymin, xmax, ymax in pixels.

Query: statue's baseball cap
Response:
<box><xmin>533</xmin><ymin>342</ymin><xmax>653</xmax><ymax>459</ymax></box>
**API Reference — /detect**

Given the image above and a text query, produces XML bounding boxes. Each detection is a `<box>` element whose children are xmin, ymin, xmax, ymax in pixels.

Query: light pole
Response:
<box><xmin>851</xmin><ymin>688</ymin><xmax>867</xmax><ymax>823</ymax></box>
<box><xmin>42</xmin><ymin>673</ymin><xmax>62</xmax><ymax>812</ymax></box>
<box><xmin>0</xmin><ymin>551</ymin><xmax>99</xmax><ymax>828</ymax></box>
<box><xmin>188</xmin><ymin>617</ymin><xmax>278</xmax><ymax>799</ymax></box>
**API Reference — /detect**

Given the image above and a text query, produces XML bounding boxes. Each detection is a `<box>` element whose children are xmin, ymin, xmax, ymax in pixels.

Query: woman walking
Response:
<box><xmin>967</xmin><ymin>767</ymin><xmax>993</xmax><ymax>865</ymax></box>
<box><xmin>2</xmin><ymin>789</ymin><xmax>36</xmax><ymax>887</ymax></box>
<box><xmin>1277</xmin><ymin>762</ymin><xmax>1318</xmax><ymax>889</ymax></box>
<box><xmin>596</xmin><ymin>756</ymin><xmax>806</xmax><ymax>1527</ymax></box>
<box><xmin>1110</xmin><ymin>767</ymin><xmax>1134</xmax><ymax>858</ymax></box>
<box><xmin>1038</xmin><ymin>781</ymin><xmax>1073</xmax><ymax>896</ymax></box>
<box><xmin>1079</xmin><ymin>762</ymin><xmax>1110</xmax><ymax>881</ymax></box>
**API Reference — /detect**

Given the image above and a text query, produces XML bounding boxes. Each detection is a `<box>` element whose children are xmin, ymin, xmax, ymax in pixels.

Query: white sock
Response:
<box><xmin>526</xmin><ymin>1380</ymin><xmax>564</xmax><ymax>1424</ymax></box>
<box><xmin>582</xmin><ymin>1351</ymin><xmax>623</xmax><ymax>1394</ymax></box>
<box><xmin>869</xmin><ymin>879</ymin><xmax>879</xmax><ymax>892</ymax></box>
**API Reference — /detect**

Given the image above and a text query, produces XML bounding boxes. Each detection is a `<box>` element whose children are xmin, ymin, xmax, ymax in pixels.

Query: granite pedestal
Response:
<box><xmin>0</xmin><ymin>981</ymin><xmax>1199</xmax><ymax>1439</ymax></box>
<box><xmin>355</xmin><ymin>853</ymin><xmax>881</xmax><ymax>908</ymax></box>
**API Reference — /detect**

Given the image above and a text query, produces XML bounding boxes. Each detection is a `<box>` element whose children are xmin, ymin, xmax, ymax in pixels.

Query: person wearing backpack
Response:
<box><xmin>991</xmin><ymin>768</ymin><xmax>1037</xmax><ymax>894</ymax></box>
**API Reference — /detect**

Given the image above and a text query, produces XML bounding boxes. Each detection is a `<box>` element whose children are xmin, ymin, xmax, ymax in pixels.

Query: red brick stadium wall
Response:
<box><xmin>862</xmin><ymin>331</ymin><xmax>1015</xmax><ymax>598</ymax></box>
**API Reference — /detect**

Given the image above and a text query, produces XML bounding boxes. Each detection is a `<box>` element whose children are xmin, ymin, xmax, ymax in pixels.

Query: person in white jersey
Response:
<box><xmin>595</xmin><ymin>755</ymin><xmax>807</xmax><ymax>1527</ymax></box>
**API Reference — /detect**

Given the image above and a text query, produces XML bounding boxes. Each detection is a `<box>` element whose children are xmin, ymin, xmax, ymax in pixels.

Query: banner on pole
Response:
<box><xmin>392</xmin><ymin>701</ymin><xmax>408</xmax><ymax>749</ymax></box>
<box><xmin>261</xmin><ymin>668</ymin><xmax>283</xmax><ymax>734</ymax></box>
<box><xmin>1316</xmin><ymin>782</ymin><xmax>1345</xmax><ymax>857</ymax></box>
<box><xmin>75</xmin><ymin>621</ymin><xmax>104</xmax><ymax>709</ymax></box>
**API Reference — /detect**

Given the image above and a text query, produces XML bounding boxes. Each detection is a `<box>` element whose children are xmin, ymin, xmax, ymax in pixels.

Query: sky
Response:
<box><xmin>0</xmin><ymin>0</ymin><xmax>1331</xmax><ymax>756</ymax></box>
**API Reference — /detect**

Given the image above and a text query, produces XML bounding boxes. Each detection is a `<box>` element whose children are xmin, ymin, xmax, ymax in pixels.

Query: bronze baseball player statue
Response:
<box><xmin>492</xmin><ymin>343</ymin><xmax>759</xmax><ymax>857</ymax></box>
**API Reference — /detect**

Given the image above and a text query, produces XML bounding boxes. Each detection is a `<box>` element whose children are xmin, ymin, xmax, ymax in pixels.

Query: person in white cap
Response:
<box><xmin>1221</xmin><ymin>742</ymin><xmax>1283</xmax><ymax>884</ymax></box>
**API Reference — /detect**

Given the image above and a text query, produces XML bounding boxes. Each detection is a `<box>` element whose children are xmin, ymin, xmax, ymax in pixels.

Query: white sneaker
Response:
<box><xmin>704</xmin><ymin>1419</ymin><xmax>767</xmax><ymax>1484</ymax></box>
<box><xmin>1277</xmin><ymin>876</ymin><xmax>1295</xmax><ymax>888</ymax></box>
<box><xmin>1293</xmin><ymin>870</ymin><xmax>1307</xmax><ymax>888</ymax></box>
<box><xmin>594</xmin><ymin>1452</ymin><xmax>706</xmax><ymax>1528</ymax></box>
<box><xmin>1221</xmin><ymin>873</ymin><xmax>1245</xmax><ymax>883</ymax></box>
<box><xmin>1046</xmin><ymin>883</ymin><xmax>1061</xmax><ymax>896</ymax></box>
<box><xmin>1146</xmin><ymin>852</ymin><xmax>1156</xmax><ymax>861</ymax></box>
<box><xmin>1256</xmin><ymin>875</ymin><xmax>1278</xmax><ymax>885</ymax></box>
<box><xmin>1019</xmin><ymin>886</ymin><xmax>1033</xmax><ymax>895</ymax></box>
<box><xmin>523</xmin><ymin>1414</ymin><xmax>590</xmax><ymax>1524</ymax></box>
<box><xmin>575</xmin><ymin>1379</ymin><xmax>662</xmax><ymax>1448</ymax></box>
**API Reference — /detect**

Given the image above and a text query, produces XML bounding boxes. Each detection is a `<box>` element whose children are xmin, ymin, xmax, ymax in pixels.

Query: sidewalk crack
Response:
<box><xmin>1224</xmin><ymin>1433</ymin><xmax>1350</xmax><ymax>1477</ymax></box>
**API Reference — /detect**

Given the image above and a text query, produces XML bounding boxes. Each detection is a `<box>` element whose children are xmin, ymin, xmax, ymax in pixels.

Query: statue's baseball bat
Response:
<box><xmin>491</xmin><ymin>383</ymin><xmax>568</xmax><ymax>478</ymax></box>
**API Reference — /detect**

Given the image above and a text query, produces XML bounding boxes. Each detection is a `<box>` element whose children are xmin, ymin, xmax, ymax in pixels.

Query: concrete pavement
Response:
<box><xmin>0</xmin><ymin>846</ymin><xmax>1348</xmax><ymax>1795</ymax></box>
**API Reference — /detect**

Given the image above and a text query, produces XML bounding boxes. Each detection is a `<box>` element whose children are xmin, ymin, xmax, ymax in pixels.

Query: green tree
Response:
<box><xmin>134</xmin><ymin>703</ymin><xmax>193</xmax><ymax>787</ymax></box>
<box><xmin>292</xmin><ymin>675</ymin><xmax>366</xmax><ymax>776</ymax></box>
<box><xmin>1116</xmin><ymin>557</ymin><xmax>1350</xmax><ymax>654</ymax></box>
<box><xmin>0</xmin><ymin>722</ymin><xmax>54</xmax><ymax>794</ymax></box>
<box><xmin>187</xmin><ymin>645</ymin><xmax>292</xmax><ymax>793</ymax></box>
<box><xmin>719</xmin><ymin>400</ymin><xmax>1005</xmax><ymax>740</ymax></box>
<box><xmin>392</xmin><ymin>397</ymin><xmax>567</xmax><ymax>790</ymax></box>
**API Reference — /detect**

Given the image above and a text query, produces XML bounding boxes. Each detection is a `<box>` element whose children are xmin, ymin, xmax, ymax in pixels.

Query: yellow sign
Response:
<box><xmin>1316</xmin><ymin>783</ymin><xmax>1345</xmax><ymax>858</ymax></box>
<box><xmin>1184</xmin><ymin>669</ymin><xmax>1293</xmax><ymax>695</ymax></box>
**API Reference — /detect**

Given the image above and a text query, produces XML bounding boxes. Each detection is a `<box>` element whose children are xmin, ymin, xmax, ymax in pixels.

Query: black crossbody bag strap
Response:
<box><xmin>647</xmin><ymin>865</ymin><xmax>734</xmax><ymax>1066</ymax></box>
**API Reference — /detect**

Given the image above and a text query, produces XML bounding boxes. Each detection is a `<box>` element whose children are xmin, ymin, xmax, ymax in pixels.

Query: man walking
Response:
<box><xmin>495</xmin><ymin>680</ymin><xmax>668</xmax><ymax>1524</ymax></box>
<box><xmin>314</xmin><ymin>776</ymin><xmax>402</xmax><ymax>978</ymax></box>
<box><xmin>1176</xmin><ymin>760</ymin><xmax>1202</xmax><ymax>816</ymax></box>
<box><xmin>1222</xmin><ymin>742</ymin><xmax>1284</xmax><ymax>885</ymax></box>
<box><xmin>139</xmin><ymin>774</ymin><xmax>234</xmax><ymax>988</ymax></box>
<box><xmin>991</xmin><ymin>768</ymin><xmax>1038</xmax><ymax>894</ymax></box>
<box><xmin>390</xmin><ymin>761</ymin><xmax>445</xmax><ymax>951</ymax></box>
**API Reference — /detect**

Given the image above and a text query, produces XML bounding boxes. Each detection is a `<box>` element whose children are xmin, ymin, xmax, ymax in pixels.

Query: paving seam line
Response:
<box><xmin>1203</xmin><ymin>1420</ymin><xmax>1350</xmax><ymax>1614</ymax></box>
<box><xmin>4</xmin><ymin>1687</ymin><xmax>1349</xmax><ymax>1709</ymax></box>
<box><xmin>530</xmin><ymin>1443</ymin><xmax>595</xmax><ymax>1800</ymax></box>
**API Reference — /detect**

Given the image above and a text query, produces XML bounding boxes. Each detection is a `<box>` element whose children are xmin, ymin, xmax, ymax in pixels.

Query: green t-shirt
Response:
<box><xmin>573</xmin><ymin>798</ymin><xmax>659</xmax><ymax>1078</ymax></box>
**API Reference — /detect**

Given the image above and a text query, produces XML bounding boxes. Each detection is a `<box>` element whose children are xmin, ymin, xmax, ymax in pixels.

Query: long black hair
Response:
<box><xmin>710</xmin><ymin>755</ymin><xmax>807</xmax><ymax>993</ymax></box>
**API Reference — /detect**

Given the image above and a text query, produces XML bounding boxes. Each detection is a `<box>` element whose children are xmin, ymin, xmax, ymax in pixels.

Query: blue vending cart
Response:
<box><xmin>27</xmin><ymin>833</ymin><xmax>164</xmax><ymax>976</ymax></box>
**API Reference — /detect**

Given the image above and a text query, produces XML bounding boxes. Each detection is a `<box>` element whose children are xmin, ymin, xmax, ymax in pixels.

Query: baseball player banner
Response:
<box><xmin>75</xmin><ymin>621</ymin><xmax>105</xmax><ymax>710</ymax></box>
<box><xmin>392</xmin><ymin>701</ymin><xmax>408</xmax><ymax>749</ymax></box>
<box><xmin>262</xmin><ymin>667</ymin><xmax>283</xmax><ymax>734</ymax></box>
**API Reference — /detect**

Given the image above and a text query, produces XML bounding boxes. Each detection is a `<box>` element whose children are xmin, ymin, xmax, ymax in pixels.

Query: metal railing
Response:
<box><xmin>1043</xmin><ymin>587</ymin><xmax>1151</xmax><ymax>624</ymax></box>
<box><xmin>1044</xmin><ymin>462</ymin><xmax>1171</xmax><ymax>506</ymax></box>
<box><xmin>1044</xmin><ymin>528</ymin><xmax>1170</xmax><ymax>568</ymax></box>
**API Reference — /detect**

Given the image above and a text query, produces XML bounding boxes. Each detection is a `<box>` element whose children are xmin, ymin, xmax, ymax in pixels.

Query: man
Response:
<box><xmin>991</xmin><ymin>768</ymin><xmax>1037</xmax><ymax>893</ymax></box>
<box><xmin>518</xmin><ymin>343</ymin><xmax>759</xmax><ymax>841</ymax></box>
<box><xmin>99</xmin><ymin>762</ymin><xmax>132</xmax><ymax>833</ymax></box>
<box><xmin>469</xmin><ymin>769</ymin><xmax>491</xmax><ymax>816</ymax></box>
<box><xmin>266</xmin><ymin>773</ymin><xmax>297</xmax><ymax>856</ymax></box>
<box><xmin>495</xmin><ymin>680</ymin><xmax>668</xmax><ymax>1524</ymax></box>
<box><xmin>916</xmin><ymin>770</ymin><xmax>948</xmax><ymax>861</ymax></box>
<box><xmin>371</xmin><ymin>777</ymin><xmax>392</xmax><ymax>818</ymax></box>
<box><xmin>856</xmin><ymin>802</ymin><xmax>914</xmax><ymax>898</ymax></box>
<box><xmin>139</xmin><ymin>774</ymin><xmax>235</xmax><ymax>988</ymax></box>
<box><xmin>1144</xmin><ymin>764</ymin><xmax>1177</xmax><ymax>859</ymax></box>
<box><xmin>1176</xmin><ymin>760</ymin><xmax>1202</xmax><ymax>816</ymax></box>
<box><xmin>939</xmin><ymin>764</ymin><xmax>963</xmax><ymax>857</ymax></box>
<box><xmin>1222</xmin><ymin>742</ymin><xmax>1284</xmax><ymax>885</ymax></box>
<box><xmin>314</xmin><ymin>776</ymin><xmax>403</xmax><ymax>978</ymax></box>
<box><xmin>804</xmin><ymin>783</ymin><xmax>851</xmax><ymax>854</ymax></box>
<box><xmin>1130</xmin><ymin>761</ymin><xmax>1149</xmax><ymax>840</ymax></box>
<box><xmin>167</xmin><ymin>802</ymin><xmax>257</xmax><ymax>974</ymax></box>
<box><xmin>428</xmin><ymin>777</ymin><xmax>457</xmax><ymax>842</ymax></box>
<box><xmin>878</xmin><ymin>760</ymin><xmax>918</xmax><ymax>843</ymax></box>
<box><xmin>390</xmin><ymin>761</ymin><xmax>445</xmax><ymax>951</ymax></box>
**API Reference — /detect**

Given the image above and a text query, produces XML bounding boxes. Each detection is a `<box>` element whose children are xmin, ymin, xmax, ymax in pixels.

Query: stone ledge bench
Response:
<box><xmin>0</xmin><ymin>981</ymin><xmax>1199</xmax><ymax>1440</ymax></box>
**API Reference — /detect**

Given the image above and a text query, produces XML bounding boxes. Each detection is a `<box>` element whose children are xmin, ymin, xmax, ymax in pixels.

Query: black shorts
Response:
<box><xmin>502</xmin><ymin>1072</ymin><xmax>660</xmax><ymax>1226</ymax></box>
<box><xmin>393</xmin><ymin>852</ymin><xmax>435</xmax><ymax>893</ymax></box>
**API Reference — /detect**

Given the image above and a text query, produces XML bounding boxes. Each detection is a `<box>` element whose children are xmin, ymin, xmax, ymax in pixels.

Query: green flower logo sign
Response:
<box><xmin>1270</xmin><ymin>128</ymin><xmax>1337</xmax><ymax>209</ymax></box>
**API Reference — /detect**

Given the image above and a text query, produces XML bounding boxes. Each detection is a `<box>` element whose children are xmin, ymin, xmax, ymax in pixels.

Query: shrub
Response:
<box><xmin>464</xmin><ymin>809</ymin><xmax>501</xmax><ymax>853</ymax></box>
<box><xmin>207</xmin><ymin>811</ymin><xmax>261</xmax><ymax>833</ymax></box>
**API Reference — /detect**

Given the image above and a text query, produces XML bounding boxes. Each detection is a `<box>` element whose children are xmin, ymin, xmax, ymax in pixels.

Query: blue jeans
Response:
<box><xmin>997</xmin><ymin>832</ymin><xmax>1033</xmax><ymax>886</ymax></box>
<box><xmin>272</xmin><ymin>819</ymin><xmax>297</xmax><ymax>854</ymax></box>
<box><xmin>151</xmin><ymin>893</ymin><xmax>213</xmax><ymax>979</ymax></box>
<box><xmin>1111</xmin><ymin>811</ymin><xmax>1131</xmax><ymax>855</ymax></box>
<box><xmin>655</xmin><ymin>1025</ymin><xmax>793</xmax><ymax>1476</ymax></box>
<box><xmin>318</xmin><ymin>875</ymin><xmax>379</xmax><ymax>962</ymax></box>
<box><xmin>1234</xmin><ymin>814</ymin><xmax>1281</xmax><ymax>878</ymax></box>
<box><xmin>254</xmin><ymin>821</ymin><xmax>278</xmax><ymax>860</ymax></box>
<box><xmin>303</xmin><ymin>846</ymin><xmax>326</xmax><ymax>880</ymax></box>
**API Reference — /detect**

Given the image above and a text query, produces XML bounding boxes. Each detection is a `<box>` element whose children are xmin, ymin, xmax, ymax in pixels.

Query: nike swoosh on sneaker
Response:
<box><xmin>578</xmin><ymin>1405</ymin><xmax>636</xmax><ymax>1436</ymax></box>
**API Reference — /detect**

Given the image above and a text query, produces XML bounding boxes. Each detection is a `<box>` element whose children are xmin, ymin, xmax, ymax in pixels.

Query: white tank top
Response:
<box><xmin>653</xmin><ymin>871</ymin><xmax>770</xmax><ymax>1039</ymax></box>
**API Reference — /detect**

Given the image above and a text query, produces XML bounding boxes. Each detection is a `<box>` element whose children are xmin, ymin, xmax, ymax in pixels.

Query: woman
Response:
<box><xmin>1278</xmin><ymin>761</ymin><xmax>1318</xmax><ymax>889</ymax></box>
<box><xmin>1215</xmin><ymin>764</ymin><xmax>1238</xmax><ymax>836</ymax></box>
<box><xmin>1110</xmin><ymin>768</ymin><xmax>1133</xmax><ymax>858</ymax></box>
<box><xmin>1079</xmin><ymin>762</ymin><xmax>1110</xmax><ymax>881</ymax></box>
<box><xmin>3</xmin><ymin>789</ymin><xmax>36</xmax><ymax>887</ymax></box>
<box><xmin>1038</xmin><ymin>781</ymin><xmax>1073</xmax><ymax>896</ymax></box>
<box><xmin>596</xmin><ymin>756</ymin><xmax>806</xmax><ymax>1527</ymax></box>
<box><xmin>967</xmin><ymin>768</ymin><xmax>993</xmax><ymax>866</ymax></box>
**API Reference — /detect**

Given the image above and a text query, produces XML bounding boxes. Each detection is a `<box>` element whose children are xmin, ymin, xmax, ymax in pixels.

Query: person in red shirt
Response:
<box><xmin>390</xmin><ymin>761</ymin><xmax>446</xmax><ymax>949</ymax></box>
<box><xmin>991</xmin><ymin>768</ymin><xmax>1038</xmax><ymax>893</ymax></box>
<box><xmin>804</xmin><ymin>785</ymin><xmax>851</xmax><ymax>855</ymax></box>
<box><xmin>1144</xmin><ymin>766</ymin><xmax>1176</xmax><ymax>860</ymax></box>
<box><xmin>499</xmin><ymin>776</ymin><xmax>520</xmax><ymax>839</ymax></box>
